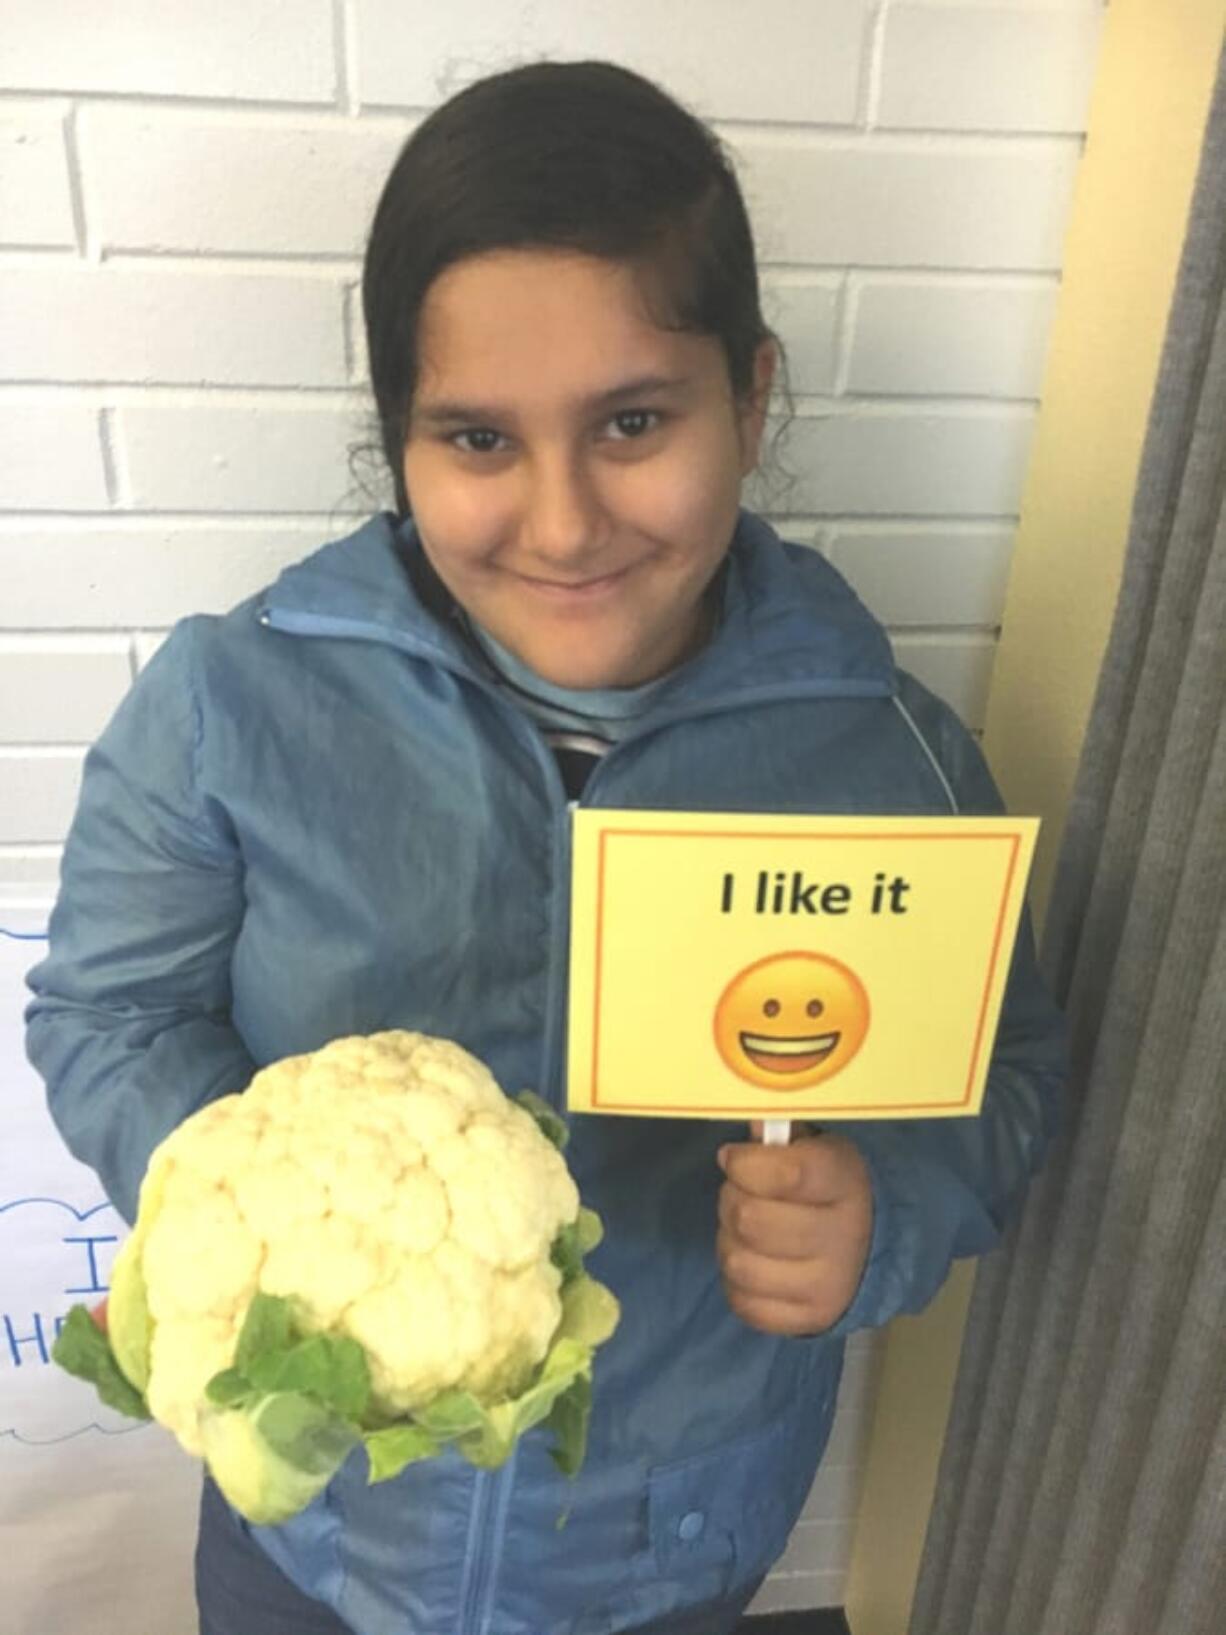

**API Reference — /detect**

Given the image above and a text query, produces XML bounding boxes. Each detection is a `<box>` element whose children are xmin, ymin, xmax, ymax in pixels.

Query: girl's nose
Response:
<box><xmin>522</xmin><ymin>452</ymin><xmax>605</xmax><ymax>569</ymax></box>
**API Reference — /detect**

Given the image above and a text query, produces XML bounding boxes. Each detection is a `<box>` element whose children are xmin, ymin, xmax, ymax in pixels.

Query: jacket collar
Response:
<box><xmin>258</xmin><ymin>509</ymin><xmax>897</xmax><ymax>703</ymax></box>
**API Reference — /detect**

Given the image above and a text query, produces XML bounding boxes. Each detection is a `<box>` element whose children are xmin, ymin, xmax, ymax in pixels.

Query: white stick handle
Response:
<box><xmin>761</xmin><ymin>1119</ymin><xmax>792</xmax><ymax>1146</ymax></box>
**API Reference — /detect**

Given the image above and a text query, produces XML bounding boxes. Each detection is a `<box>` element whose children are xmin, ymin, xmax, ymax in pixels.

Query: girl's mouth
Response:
<box><xmin>514</xmin><ymin>564</ymin><xmax>633</xmax><ymax>599</ymax></box>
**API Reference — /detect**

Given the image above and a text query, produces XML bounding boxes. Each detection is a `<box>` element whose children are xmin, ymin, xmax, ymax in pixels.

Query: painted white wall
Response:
<box><xmin>0</xmin><ymin>0</ymin><xmax>1106</xmax><ymax>1616</ymax></box>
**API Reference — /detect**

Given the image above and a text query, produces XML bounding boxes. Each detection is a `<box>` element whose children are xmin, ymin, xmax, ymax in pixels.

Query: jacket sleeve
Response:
<box><xmin>824</xmin><ymin>674</ymin><xmax>1067</xmax><ymax>1338</ymax></box>
<box><xmin>24</xmin><ymin>619</ymin><xmax>256</xmax><ymax>1226</ymax></box>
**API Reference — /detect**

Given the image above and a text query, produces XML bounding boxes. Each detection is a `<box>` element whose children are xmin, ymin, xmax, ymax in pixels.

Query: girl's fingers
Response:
<box><xmin>716</xmin><ymin>1233</ymin><xmax>854</xmax><ymax>1335</ymax></box>
<box><xmin>717</xmin><ymin>1184</ymin><xmax>826</xmax><ymax>1260</ymax></box>
<box><xmin>716</xmin><ymin>1229</ymin><xmax>823</xmax><ymax>1303</ymax></box>
<box><xmin>723</xmin><ymin>1290</ymin><xmax>821</xmax><ymax>1336</ymax></box>
<box><xmin>718</xmin><ymin>1133</ymin><xmax>862</xmax><ymax>1208</ymax></box>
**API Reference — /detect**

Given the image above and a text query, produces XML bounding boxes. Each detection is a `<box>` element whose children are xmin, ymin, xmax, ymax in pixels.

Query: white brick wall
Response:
<box><xmin>80</xmin><ymin>108</ymin><xmax>408</xmax><ymax>255</ymax></box>
<box><xmin>0</xmin><ymin>0</ymin><xmax>1106</xmax><ymax>1610</ymax></box>
<box><xmin>2</xmin><ymin>266</ymin><xmax>351</xmax><ymax>385</ymax></box>
<box><xmin>5</xmin><ymin>0</ymin><xmax>339</xmax><ymax>104</ymax></box>
<box><xmin>1</xmin><ymin>104</ymin><xmax>76</xmax><ymax>246</ymax></box>
<box><xmin>353</xmin><ymin>0</ymin><xmax>874</xmax><ymax>121</ymax></box>
<box><xmin>878</xmin><ymin>3</ymin><xmax>1102</xmax><ymax>132</ymax></box>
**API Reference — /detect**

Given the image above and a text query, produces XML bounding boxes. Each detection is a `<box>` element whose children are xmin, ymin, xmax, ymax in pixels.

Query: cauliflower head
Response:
<box><xmin>54</xmin><ymin>1032</ymin><xmax>618</xmax><ymax>1523</ymax></box>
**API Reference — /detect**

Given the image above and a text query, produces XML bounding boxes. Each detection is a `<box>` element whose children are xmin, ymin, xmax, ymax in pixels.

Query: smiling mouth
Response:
<box><xmin>523</xmin><ymin>568</ymin><xmax>627</xmax><ymax>588</ymax></box>
<box><xmin>518</xmin><ymin>567</ymin><xmax>630</xmax><ymax>597</ymax></box>
<box><xmin>739</xmin><ymin>1031</ymin><xmax>841</xmax><ymax>1074</ymax></box>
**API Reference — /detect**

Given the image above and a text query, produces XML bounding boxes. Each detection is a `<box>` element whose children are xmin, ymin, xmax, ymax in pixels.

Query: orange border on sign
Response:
<box><xmin>587</xmin><ymin>828</ymin><xmax>1023</xmax><ymax>1116</ymax></box>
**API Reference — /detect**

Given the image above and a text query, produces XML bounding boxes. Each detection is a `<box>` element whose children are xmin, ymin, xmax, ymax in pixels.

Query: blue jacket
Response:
<box><xmin>25</xmin><ymin>509</ymin><xmax>1064</xmax><ymax>1634</ymax></box>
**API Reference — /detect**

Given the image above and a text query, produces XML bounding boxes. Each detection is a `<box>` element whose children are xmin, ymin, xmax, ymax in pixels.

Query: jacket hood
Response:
<box><xmin>257</xmin><ymin>508</ymin><xmax>898</xmax><ymax>706</ymax></box>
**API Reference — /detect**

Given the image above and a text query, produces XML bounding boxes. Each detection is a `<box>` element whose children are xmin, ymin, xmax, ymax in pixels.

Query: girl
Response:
<box><xmin>26</xmin><ymin>59</ymin><xmax>1064</xmax><ymax>1635</ymax></box>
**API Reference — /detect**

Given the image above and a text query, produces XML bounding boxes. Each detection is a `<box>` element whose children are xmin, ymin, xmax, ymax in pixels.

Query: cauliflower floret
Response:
<box><xmin>142</xmin><ymin>1190</ymin><xmax>263</xmax><ymax>1326</ymax></box>
<box><xmin>344</xmin><ymin>1254</ymin><xmax>470</xmax><ymax>1412</ymax></box>
<box><xmin>342</xmin><ymin>1239</ymin><xmax>561</xmax><ymax>1414</ymax></box>
<box><xmin>431</xmin><ymin>1111</ymin><xmax>579</xmax><ymax>1270</ymax></box>
<box><xmin>397</xmin><ymin>1035</ymin><xmax>508</xmax><ymax>1117</ymax></box>
<box><xmin>371</xmin><ymin>1165</ymin><xmax>451</xmax><ymax>1257</ymax></box>
<box><xmin>146</xmin><ymin>1314</ymin><xmax>237</xmax><ymax>1455</ymax></box>
<box><xmin>232</xmin><ymin>1155</ymin><xmax>323</xmax><ymax>1239</ymax></box>
<box><xmin>260</xmin><ymin>1212</ymin><xmax>386</xmax><ymax>1328</ymax></box>
<box><xmin>428</xmin><ymin>1239</ymin><xmax>510</xmax><ymax>1387</ymax></box>
<box><xmin>162</xmin><ymin>1094</ymin><xmax>259</xmax><ymax>1185</ymax></box>
<box><xmin>464</xmin><ymin>1258</ymin><xmax>564</xmax><ymax>1398</ymax></box>
<box><xmin>378</xmin><ymin>1084</ymin><xmax>465</xmax><ymax>1146</ymax></box>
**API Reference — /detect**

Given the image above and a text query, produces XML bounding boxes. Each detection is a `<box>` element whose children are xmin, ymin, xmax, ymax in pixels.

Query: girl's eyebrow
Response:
<box><xmin>413</xmin><ymin>373</ymin><xmax>694</xmax><ymax>427</ymax></box>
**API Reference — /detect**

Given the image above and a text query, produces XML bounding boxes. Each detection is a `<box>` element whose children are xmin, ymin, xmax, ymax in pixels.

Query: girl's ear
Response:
<box><xmin>738</xmin><ymin>338</ymin><xmax>778</xmax><ymax>475</ymax></box>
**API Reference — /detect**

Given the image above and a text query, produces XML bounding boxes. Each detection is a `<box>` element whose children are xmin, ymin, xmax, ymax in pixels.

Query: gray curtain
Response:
<box><xmin>909</xmin><ymin>40</ymin><xmax>1226</xmax><ymax>1635</ymax></box>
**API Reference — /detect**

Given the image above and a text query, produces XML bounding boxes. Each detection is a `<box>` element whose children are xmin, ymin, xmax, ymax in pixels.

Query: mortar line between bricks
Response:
<box><xmin>0</xmin><ymin>513</ymin><xmax>1020</xmax><ymax>530</ymax></box>
<box><xmin>778</xmin><ymin>511</ymin><xmax>1024</xmax><ymax>525</ymax></box>
<box><xmin>839</xmin><ymin>267</ymin><xmax>1061</xmax><ymax>290</ymax></box>
<box><xmin>820</xmin><ymin>516</ymin><xmax>1020</xmax><ymax>535</ymax></box>
<box><xmin>97</xmin><ymin>409</ymin><xmax>125</xmax><ymax>506</ymax></box>
<box><xmin>0</xmin><ymin>89</ymin><xmax>361</xmax><ymax>119</ymax></box>
<box><xmin>0</xmin><ymin>620</ymin><xmax>1000</xmax><ymax>641</ymax></box>
<box><xmin>99</xmin><ymin>249</ymin><xmax>366</xmax><ymax>271</ymax></box>
<box><xmin>0</xmin><ymin>380</ymin><xmax>369</xmax><ymax>397</ymax></box>
<box><xmin>710</xmin><ymin>123</ymin><xmax>1086</xmax><ymax>155</ymax></box>
<box><xmin>0</xmin><ymin>632</ymin><xmax>132</xmax><ymax>650</ymax></box>
<box><xmin>334</xmin><ymin>0</ymin><xmax>358</xmax><ymax>115</ymax></box>
<box><xmin>0</xmin><ymin>92</ymin><xmax>1092</xmax><ymax>148</ymax></box>
<box><xmin>1</xmin><ymin>249</ymin><xmax>1060</xmax><ymax>292</ymax></box>
<box><xmin>0</xmin><ymin>508</ymin><xmax>1026</xmax><ymax>526</ymax></box>
<box><xmin>0</xmin><ymin>385</ymin><xmax>369</xmax><ymax>407</ymax></box>
<box><xmin>773</xmin><ymin>399</ymin><xmax>1038</xmax><ymax>420</ymax></box>
<box><xmin>759</xmin><ymin>261</ymin><xmax>1065</xmax><ymax>279</ymax></box>
<box><xmin>857</xmin><ymin>1</ymin><xmax>889</xmax><ymax>131</ymax></box>
<box><xmin>61</xmin><ymin>105</ymin><xmax>92</xmax><ymax>261</ymax></box>
<box><xmin>0</xmin><ymin>628</ymin><xmax>167</xmax><ymax>638</ymax></box>
<box><xmin>833</xmin><ymin>276</ymin><xmax>859</xmax><ymax>398</ymax></box>
<box><xmin>343</xmin><ymin>101</ymin><xmax>1090</xmax><ymax>146</ymax></box>
<box><xmin>838</xmin><ymin>390</ymin><xmax>1042</xmax><ymax>409</ymax></box>
<box><xmin>61</xmin><ymin>249</ymin><xmax>1068</xmax><ymax>283</ymax></box>
<box><xmin>341</xmin><ymin>282</ymin><xmax>358</xmax><ymax>381</ymax></box>
<box><xmin>0</xmin><ymin>244</ymin><xmax>80</xmax><ymax>259</ymax></box>
<box><xmin>0</xmin><ymin>512</ymin><xmax>362</xmax><ymax>527</ymax></box>
<box><xmin>0</xmin><ymin>385</ymin><xmax>1036</xmax><ymax>417</ymax></box>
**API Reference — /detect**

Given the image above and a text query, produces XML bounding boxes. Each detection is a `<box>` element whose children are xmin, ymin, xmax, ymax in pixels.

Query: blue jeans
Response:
<box><xmin>196</xmin><ymin>1477</ymin><xmax>766</xmax><ymax>1635</ymax></box>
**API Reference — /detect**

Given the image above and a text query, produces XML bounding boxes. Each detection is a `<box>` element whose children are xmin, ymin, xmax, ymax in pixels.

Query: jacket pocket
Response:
<box><xmin>642</xmin><ymin>1415</ymin><xmax>802</xmax><ymax>1595</ymax></box>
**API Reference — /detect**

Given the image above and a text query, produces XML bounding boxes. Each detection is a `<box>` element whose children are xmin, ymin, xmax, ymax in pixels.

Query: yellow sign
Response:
<box><xmin>567</xmin><ymin>811</ymin><xmax>1039</xmax><ymax>1121</ymax></box>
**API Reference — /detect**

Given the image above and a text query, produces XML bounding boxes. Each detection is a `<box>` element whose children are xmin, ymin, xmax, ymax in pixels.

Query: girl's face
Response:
<box><xmin>402</xmin><ymin>249</ymin><xmax>774</xmax><ymax>690</ymax></box>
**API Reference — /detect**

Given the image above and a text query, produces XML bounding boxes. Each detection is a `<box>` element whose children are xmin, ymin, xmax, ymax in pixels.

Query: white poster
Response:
<box><xmin>1</xmin><ymin>911</ymin><xmax>200</xmax><ymax>1635</ymax></box>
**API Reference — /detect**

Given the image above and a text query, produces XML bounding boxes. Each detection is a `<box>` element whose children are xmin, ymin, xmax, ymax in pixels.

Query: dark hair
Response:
<box><xmin>360</xmin><ymin>59</ymin><xmax>789</xmax><ymax>517</ymax></box>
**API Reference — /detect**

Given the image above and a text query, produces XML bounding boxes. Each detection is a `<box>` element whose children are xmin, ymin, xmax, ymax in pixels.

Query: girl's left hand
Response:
<box><xmin>716</xmin><ymin>1128</ymin><xmax>873</xmax><ymax>1335</ymax></box>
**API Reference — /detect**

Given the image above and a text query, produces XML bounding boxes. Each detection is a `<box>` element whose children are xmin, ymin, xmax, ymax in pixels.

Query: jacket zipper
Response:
<box><xmin>455</xmin><ymin>737</ymin><xmax>564</xmax><ymax>1635</ymax></box>
<box><xmin>457</xmin><ymin>1468</ymin><xmax>492</xmax><ymax>1632</ymax></box>
<box><xmin>456</xmin><ymin>1441</ymin><xmax>521</xmax><ymax>1635</ymax></box>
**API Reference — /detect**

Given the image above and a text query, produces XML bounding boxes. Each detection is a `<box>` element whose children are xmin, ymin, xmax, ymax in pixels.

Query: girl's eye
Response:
<box><xmin>451</xmin><ymin>428</ymin><xmax>507</xmax><ymax>456</ymax></box>
<box><xmin>447</xmin><ymin>411</ymin><xmax>661</xmax><ymax>456</ymax></box>
<box><xmin>607</xmin><ymin>409</ymin><xmax>661</xmax><ymax>440</ymax></box>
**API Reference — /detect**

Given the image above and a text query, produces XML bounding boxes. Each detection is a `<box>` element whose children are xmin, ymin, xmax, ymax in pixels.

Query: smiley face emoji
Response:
<box><xmin>712</xmin><ymin>951</ymin><xmax>871</xmax><ymax>1091</ymax></box>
